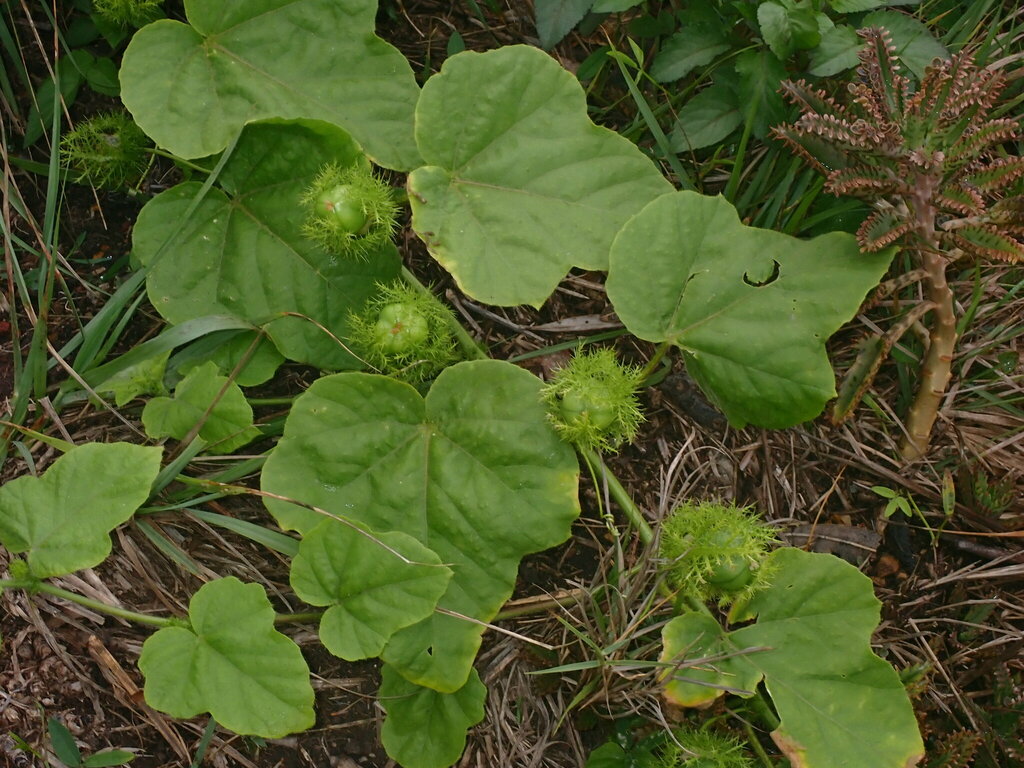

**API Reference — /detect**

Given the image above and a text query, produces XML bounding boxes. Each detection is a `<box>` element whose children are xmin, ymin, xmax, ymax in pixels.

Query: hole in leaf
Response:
<box><xmin>743</xmin><ymin>259</ymin><xmax>781</xmax><ymax>287</ymax></box>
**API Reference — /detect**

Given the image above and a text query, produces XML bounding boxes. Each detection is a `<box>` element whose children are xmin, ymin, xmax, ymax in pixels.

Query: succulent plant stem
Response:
<box><xmin>901</xmin><ymin>169</ymin><xmax>957</xmax><ymax>460</ymax></box>
<box><xmin>775</xmin><ymin>28</ymin><xmax>1024</xmax><ymax>460</ymax></box>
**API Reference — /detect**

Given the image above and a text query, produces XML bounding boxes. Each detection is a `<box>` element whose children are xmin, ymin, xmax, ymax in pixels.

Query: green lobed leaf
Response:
<box><xmin>808</xmin><ymin>24</ymin><xmax>862</xmax><ymax>77</ymax></box>
<box><xmin>408</xmin><ymin>45</ymin><xmax>672</xmax><ymax>308</ymax></box>
<box><xmin>0</xmin><ymin>443</ymin><xmax>162</xmax><ymax>578</ymax></box>
<box><xmin>132</xmin><ymin>119</ymin><xmax>401</xmax><ymax>370</ymax></box>
<box><xmin>534</xmin><ymin>0</ymin><xmax>593</xmax><ymax>49</ymax></box>
<box><xmin>670</xmin><ymin>84</ymin><xmax>742</xmax><ymax>152</ymax></box>
<box><xmin>142</xmin><ymin>361</ymin><xmax>261</xmax><ymax>454</ymax></box>
<box><xmin>290</xmin><ymin>520</ymin><xmax>453</xmax><ymax>661</ymax></box>
<box><xmin>119</xmin><ymin>0</ymin><xmax>420</xmax><ymax>170</ymax></box>
<box><xmin>650</xmin><ymin>26</ymin><xmax>731</xmax><ymax>83</ymax></box>
<box><xmin>734</xmin><ymin>49</ymin><xmax>788</xmax><ymax>138</ymax></box>
<box><xmin>606</xmin><ymin>192</ymin><xmax>893</xmax><ymax>428</ymax></box>
<box><xmin>379</xmin><ymin>664</ymin><xmax>486</xmax><ymax>768</ymax></box>
<box><xmin>660</xmin><ymin>548</ymin><xmax>925</xmax><ymax>768</ymax></box>
<box><xmin>862</xmin><ymin>11</ymin><xmax>948</xmax><ymax>79</ymax></box>
<box><xmin>261</xmin><ymin>360</ymin><xmax>580</xmax><ymax>691</ymax></box>
<box><xmin>139</xmin><ymin>577</ymin><xmax>315</xmax><ymax>737</ymax></box>
<box><xmin>757</xmin><ymin>2</ymin><xmax>796</xmax><ymax>60</ymax></box>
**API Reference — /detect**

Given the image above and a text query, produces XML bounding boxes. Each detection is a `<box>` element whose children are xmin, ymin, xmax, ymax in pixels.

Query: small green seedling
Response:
<box><xmin>872</xmin><ymin>485</ymin><xmax>916</xmax><ymax>521</ymax></box>
<box><xmin>48</xmin><ymin>717</ymin><xmax>135</xmax><ymax>767</ymax></box>
<box><xmin>871</xmin><ymin>485</ymin><xmax>938</xmax><ymax>544</ymax></box>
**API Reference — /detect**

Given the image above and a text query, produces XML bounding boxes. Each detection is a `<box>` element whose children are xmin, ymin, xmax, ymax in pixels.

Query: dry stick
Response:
<box><xmin>902</xmin><ymin>169</ymin><xmax>957</xmax><ymax>460</ymax></box>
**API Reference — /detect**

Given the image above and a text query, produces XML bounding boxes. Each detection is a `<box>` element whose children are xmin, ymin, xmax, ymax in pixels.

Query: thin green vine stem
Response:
<box><xmin>640</xmin><ymin>340</ymin><xmax>672</xmax><ymax>382</ymax></box>
<box><xmin>579</xmin><ymin>448</ymin><xmax>615</xmax><ymax>539</ymax></box>
<box><xmin>146</xmin><ymin>147</ymin><xmax>211</xmax><ymax>174</ymax></box>
<box><xmin>274</xmin><ymin>611</ymin><xmax>324</xmax><ymax>625</ymax></box>
<box><xmin>579</xmin><ymin>446</ymin><xmax>654</xmax><ymax>545</ymax></box>
<box><xmin>742</xmin><ymin>718</ymin><xmax>777</xmax><ymax>768</ymax></box>
<box><xmin>0</xmin><ymin>579</ymin><xmax>179</xmax><ymax>629</ymax></box>
<box><xmin>745</xmin><ymin>690</ymin><xmax>781</xmax><ymax>732</ymax></box>
<box><xmin>399</xmin><ymin>266</ymin><xmax>487</xmax><ymax>360</ymax></box>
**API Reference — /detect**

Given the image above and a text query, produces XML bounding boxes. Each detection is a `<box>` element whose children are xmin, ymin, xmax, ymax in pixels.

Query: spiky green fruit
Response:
<box><xmin>541</xmin><ymin>348</ymin><xmax>644</xmax><ymax>453</ymax></box>
<box><xmin>659</xmin><ymin>501</ymin><xmax>776</xmax><ymax>605</ymax></box>
<box><xmin>60</xmin><ymin>112</ymin><xmax>150</xmax><ymax>189</ymax></box>
<box><xmin>300</xmin><ymin>162</ymin><xmax>398</xmax><ymax>259</ymax></box>
<box><xmin>348</xmin><ymin>282</ymin><xmax>459</xmax><ymax>382</ymax></box>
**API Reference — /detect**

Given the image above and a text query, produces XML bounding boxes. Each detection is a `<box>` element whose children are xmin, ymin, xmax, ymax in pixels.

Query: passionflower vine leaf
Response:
<box><xmin>606</xmin><ymin>192</ymin><xmax>893</xmax><ymax>428</ymax></box>
<box><xmin>0</xmin><ymin>443</ymin><xmax>162</xmax><ymax>578</ymax></box>
<box><xmin>139</xmin><ymin>577</ymin><xmax>315</xmax><ymax>737</ymax></box>
<box><xmin>409</xmin><ymin>45</ymin><xmax>672</xmax><ymax>308</ymax></box>
<box><xmin>132</xmin><ymin>119</ymin><xmax>401</xmax><ymax>370</ymax></box>
<box><xmin>94</xmin><ymin>349</ymin><xmax>170</xmax><ymax>406</ymax></box>
<box><xmin>290</xmin><ymin>519</ymin><xmax>453</xmax><ymax>661</ymax></box>
<box><xmin>119</xmin><ymin>0</ymin><xmax>421</xmax><ymax>170</ymax></box>
<box><xmin>660</xmin><ymin>548</ymin><xmax>924</xmax><ymax>768</ymax></box>
<box><xmin>176</xmin><ymin>330</ymin><xmax>285</xmax><ymax>388</ymax></box>
<box><xmin>261</xmin><ymin>360</ymin><xmax>580</xmax><ymax>692</ymax></box>
<box><xmin>379</xmin><ymin>664</ymin><xmax>486</xmax><ymax>768</ymax></box>
<box><xmin>142</xmin><ymin>361</ymin><xmax>261</xmax><ymax>454</ymax></box>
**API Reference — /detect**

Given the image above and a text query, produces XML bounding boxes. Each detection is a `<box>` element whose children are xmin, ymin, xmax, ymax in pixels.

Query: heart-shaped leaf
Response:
<box><xmin>379</xmin><ymin>664</ymin><xmax>486</xmax><ymax>768</ymax></box>
<box><xmin>0</xmin><ymin>443</ymin><xmax>161</xmax><ymax>578</ymax></box>
<box><xmin>119</xmin><ymin>0</ymin><xmax>420</xmax><ymax>170</ymax></box>
<box><xmin>606</xmin><ymin>192</ymin><xmax>893</xmax><ymax>428</ymax></box>
<box><xmin>132</xmin><ymin>119</ymin><xmax>401</xmax><ymax>370</ymax></box>
<box><xmin>142</xmin><ymin>361</ymin><xmax>261</xmax><ymax>454</ymax></box>
<box><xmin>139</xmin><ymin>577</ymin><xmax>315</xmax><ymax>737</ymax></box>
<box><xmin>290</xmin><ymin>519</ymin><xmax>453</xmax><ymax>661</ymax></box>
<box><xmin>661</xmin><ymin>548</ymin><xmax>924</xmax><ymax>768</ymax></box>
<box><xmin>262</xmin><ymin>360</ymin><xmax>580</xmax><ymax>691</ymax></box>
<box><xmin>409</xmin><ymin>45</ymin><xmax>672</xmax><ymax>307</ymax></box>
